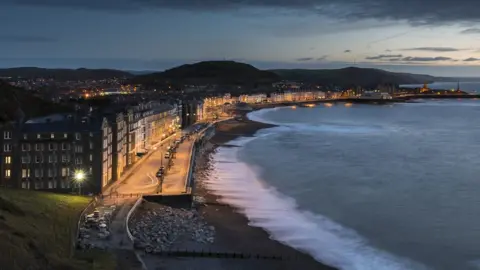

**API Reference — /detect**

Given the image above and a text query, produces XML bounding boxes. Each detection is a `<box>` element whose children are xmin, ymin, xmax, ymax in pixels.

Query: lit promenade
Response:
<box><xmin>113</xmin><ymin>135</ymin><xmax>178</xmax><ymax>195</ymax></box>
<box><xmin>111</xmin><ymin>129</ymin><xmax>196</xmax><ymax>196</ymax></box>
<box><xmin>161</xmin><ymin>135</ymin><xmax>195</xmax><ymax>194</ymax></box>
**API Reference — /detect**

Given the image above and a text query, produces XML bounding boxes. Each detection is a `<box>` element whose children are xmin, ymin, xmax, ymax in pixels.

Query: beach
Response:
<box><xmin>135</xmin><ymin>116</ymin><xmax>336</xmax><ymax>270</ymax></box>
<box><xmin>194</xmin><ymin>117</ymin><xmax>336</xmax><ymax>270</ymax></box>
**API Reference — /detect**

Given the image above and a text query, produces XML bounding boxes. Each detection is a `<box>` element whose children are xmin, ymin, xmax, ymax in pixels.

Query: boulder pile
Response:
<box><xmin>130</xmin><ymin>206</ymin><xmax>215</xmax><ymax>253</ymax></box>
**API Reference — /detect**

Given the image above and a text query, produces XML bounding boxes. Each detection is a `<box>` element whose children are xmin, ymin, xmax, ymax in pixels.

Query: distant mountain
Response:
<box><xmin>0</xmin><ymin>80</ymin><xmax>71</xmax><ymax>123</ymax></box>
<box><xmin>131</xmin><ymin>61</ymin><xmax>280</xmax><ymax>88</ymax></box>
<box><xmin>270</xmin><ymin>67</ymin><xmax>437</xmax><ymax>88</ymax></box>
<box><xmin>127</xmin><ymin>70</ymin><xmax>157</xmax><ymax>75</ymax></box>
<box><xmin>0</xmin><ymin>67</ymin><xmax>133</xmax><ymax>81</ymax></box>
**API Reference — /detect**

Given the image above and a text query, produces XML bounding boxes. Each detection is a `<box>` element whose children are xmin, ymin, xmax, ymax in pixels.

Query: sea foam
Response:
<box><xmin>202</xmin><ymin>109</ymin><xmax>430</xmax><ymax>270</ymax></box>
<box><xmin>204</xmin><ymin>138</ymin><xmax>429</xmax><ymax>270</ymax></box>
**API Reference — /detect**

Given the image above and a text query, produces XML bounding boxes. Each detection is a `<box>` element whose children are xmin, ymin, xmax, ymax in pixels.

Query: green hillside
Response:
<box><xmin>0</xmin><ymin>188</ymin><xmax>115</xmax><ymax>270</ymax></box>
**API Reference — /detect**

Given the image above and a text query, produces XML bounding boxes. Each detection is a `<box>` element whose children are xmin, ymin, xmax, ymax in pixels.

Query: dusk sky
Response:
<box><xmin>1</xmin><ymin>0</ymin><xmax>480</xmax><ymax>76</ymax></box>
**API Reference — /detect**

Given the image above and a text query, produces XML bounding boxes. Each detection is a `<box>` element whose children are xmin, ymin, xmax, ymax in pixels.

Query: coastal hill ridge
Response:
<box><xmin>130</xmin><ymin>61</ymin><xmax>280</xmax><ymax>87</ymax></box>
<box><xmin>0</xmin><ymin>67</ymin><xmax>132</xmax><ymax>81</ymax></box>
<box><xmin>270</xmin><ymin>67</ymin><xmax>437</xmax><ymax>88</ymax></box>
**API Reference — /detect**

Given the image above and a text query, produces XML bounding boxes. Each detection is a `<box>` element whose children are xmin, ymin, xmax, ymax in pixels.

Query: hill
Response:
<box><xmin>0</xmin><ymin>80</ymin><xmax>72</xmax><ymax>123</ymax></box>
<box><xmin>131</xmin><ymin>61</ymin><xmax>280</xmax><ymax>88</ymax></box>
<box><xmin>0</xmin><ymin>189</ymin><xmax>115</xmax><ymax>270</ymax></box>
<box><xmin>0</xmin><ymin>67</ymin><xmax>132</xmax><ymax>81</ymax></box>
<box><xmin>270</xmin><ymin>67</ymin><xmax>437</xmax><ymax>88</ymax></box>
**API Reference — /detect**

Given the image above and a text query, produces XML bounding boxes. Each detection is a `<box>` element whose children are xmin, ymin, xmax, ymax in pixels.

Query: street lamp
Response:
<box><xmin>74</xmin><ymin>169</ymin><xmax>85</xmax><ymax>195</ymax></box>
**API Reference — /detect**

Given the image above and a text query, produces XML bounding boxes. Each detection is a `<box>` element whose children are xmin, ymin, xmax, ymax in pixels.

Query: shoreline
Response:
<box><xmin>194</xmin><ymin>116</ymin><xmax>337</xmax><ymax>270</ymax></box>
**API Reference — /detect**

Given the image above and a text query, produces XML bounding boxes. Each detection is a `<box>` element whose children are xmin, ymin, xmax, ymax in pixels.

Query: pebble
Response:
<box><xmin>130</xmin><ymin>205</ymin><xmax>215</xmax><ymax>252</ymax></box>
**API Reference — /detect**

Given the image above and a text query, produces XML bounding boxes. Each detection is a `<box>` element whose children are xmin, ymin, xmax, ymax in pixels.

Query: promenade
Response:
<box><xmin>84</xmin><ymin>125</ymin><xmax>200</xmax><ymax>266</ymax></box>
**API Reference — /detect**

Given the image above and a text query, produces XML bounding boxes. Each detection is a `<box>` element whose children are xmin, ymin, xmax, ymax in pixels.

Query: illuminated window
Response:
<box><xmin>5</xmin><ymin>156</ymin><xmax>11</xmax><ymax>164</ymax></box>
<box><xmin>5</xmin><ymin>169</ymin><xmax>11</xmax><ymax>178</ymax></box>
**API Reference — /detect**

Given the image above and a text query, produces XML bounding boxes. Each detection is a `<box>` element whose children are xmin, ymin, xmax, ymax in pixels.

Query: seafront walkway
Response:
<box><xmin>89</xmin><ymin>126</ymin><xmax>201</xmax><ymax>256</ymax></box>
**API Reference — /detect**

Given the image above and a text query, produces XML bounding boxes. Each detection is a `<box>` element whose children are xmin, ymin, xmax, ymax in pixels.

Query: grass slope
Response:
<box><xmin>0</xmin><ymin>188</ymin><xmax>115</xmax><ymax>270</ymax></box>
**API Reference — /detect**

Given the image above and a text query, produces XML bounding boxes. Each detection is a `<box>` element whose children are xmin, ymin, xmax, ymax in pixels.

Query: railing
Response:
<box><xmin>71</xmin><ymin>196</ymin><xmax>98</xmax><ymax>256</ymax></box>
<box><xmin>126</xmin><ymin>196</ymin><xmax>143</xmax><ymax>242</ymax></box>
<box><xmin>99</xmin><ymin>193</ymin><xmax>144</xmax><ymax>199</ymax></box>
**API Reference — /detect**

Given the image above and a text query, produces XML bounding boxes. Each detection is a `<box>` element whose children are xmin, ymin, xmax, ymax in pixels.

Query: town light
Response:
<box><xmin>74</xmin><ymin>170</ymin><xmax>85</xmax><ymax>182</ymax></box>
<box><xmin>74</xmin><ymin>169</ymin><xmax>85</xmax><ymax>195</ymax></box>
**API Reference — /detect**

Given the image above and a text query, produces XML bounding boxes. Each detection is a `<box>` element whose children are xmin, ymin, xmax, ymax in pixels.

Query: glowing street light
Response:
<box><xmin>74</xmin><ymin>169</ymin><xmax>85</xmax><ymax>195</ymax></box>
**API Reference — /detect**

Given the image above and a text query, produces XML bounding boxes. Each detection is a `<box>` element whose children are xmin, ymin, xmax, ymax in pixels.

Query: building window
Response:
<box><xmin>35</xmin><ymin>144</ymin><xmax>42</xmax><ymax>151</ymax></box>
<box><xmin>21</xmin><ymin>156</ymin><xmax>30</xmax><ymax>164</ymax></box>
<box><xmin>89</xmin><ymin>154</ymin><xmax>93</xmax><ymax>162</ymax></box>
<box><xmin>49</xmin><ymin>155</ymin><xmax>55</xmax><ymax>163</ymax></box>
<box><xmin>5</xmin><ymin>169</ymin><xmax>11</xmax><ymax>178</ymax></box>
<box><xmin>75</xmin><ymin>145</ymin><xmax>83</xmax><ymax>153</ymax></box>
<box><xmin>34</xmin><ymin>169</ymin><xmax>41</xmax><ymax>177</ymax></box>
<box><xmin>48</xmin><ymin>169</ymin><xmax>53</xmax><ymax>177</ymax></box>
<box><xmin>21</xmin><ymin>143</ymin><xmax>30</xmax><ymax>151</ymax></box>
<box><xmin>37</xmin><ymin>134</ymin><xmax>41</xmax><ymax>139</ymax></box>
<box><xmin>75</xmin><ymin>157</ymin><xmax>82</xmax><ymax>165</ymax></box>
<box><xmin>75</xmin><ymin>133</ymin><xmax>81</xmax><ymax>140</ymax></box>
<box><xmin>3</xmin><ymin>131</ymin><xmax>11</xmax><ymax>139</ymax></box>
<box><xmin>89</xmin><ymin>166</ymin><xmax>92</xmax><ymax>175</ymax></box>
<box><xmin>22</xmin><ymin>169</ymin><xmax>29</xmax><ymax>178</ymax></box>
<box><xmin>23</xmin><ymin>134</ymin><xmax>27</xmax><ymax>140</ymax></box>
<box><xmin>89</xmin><ymin>132</ymin><xmax>93</xmax><ymax>137</ymax></box>
<box><xmin>35</xmin><ymin>155</ymin><xmax>42</xmax><ymax>163</ymax></box>
<box><xmin>4</xmin><ymin>144</ymin><xmax>12</xmax><ymax>152</ymax></box>
<box><xmin>64</xmin><ymin>133</ymin><xmax>67</xmax><ymax>138</ymax></box>
<box><xmin>48</xmin><ymin>181</ymin><xmax>53</xmax><ymax>189</ymax></box>
<box><xmin>61</xmin><ymin>167</ymin><xmax>69</xmax><ymax>177</ymax></box>
<box><xmin>89</xmin><ymin>142</ymin><xmax>93</xmax><ymax>150</ymax></box>
<box><xmin>4</xmin><ymin>156</ymin><xmax>11</xmax><ymax>164</ymax></box>
<box><xmin>61</xmin><ymin>154</ymin><xmax>69</xmax><ymax>163</ymax></box>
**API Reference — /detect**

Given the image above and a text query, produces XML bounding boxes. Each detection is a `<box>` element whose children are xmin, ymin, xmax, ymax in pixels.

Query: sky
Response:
<box><xmin>1</xmin><ymin>0</ymin><xmax>480</xmax><ymax>76</ymax></box>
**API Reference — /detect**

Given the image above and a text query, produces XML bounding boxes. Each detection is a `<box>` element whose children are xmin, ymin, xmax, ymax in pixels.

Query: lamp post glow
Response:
<box><xmin>74</xmin><ymin>170</ymin><xmax>85</xmax><ymax>195</ymax></box>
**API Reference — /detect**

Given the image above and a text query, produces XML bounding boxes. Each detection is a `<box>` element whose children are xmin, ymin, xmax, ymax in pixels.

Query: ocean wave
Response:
<box><xmin>401</xmin><ymin>100</ymin><xmax>480</xmax><ymax>107</ymax></box>
<box><xmin>248</xmin><ymin>109</ymin><xmax>391</xmax><ymax>135</ymax></box>
<box><xmin>203</xmin><ymin>136</ymin><xmax>429</xmax><ymax>270</ymax></box>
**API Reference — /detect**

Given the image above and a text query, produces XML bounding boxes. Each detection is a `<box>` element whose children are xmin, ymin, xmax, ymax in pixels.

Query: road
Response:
<box><xmin>161</xmin><ymin>135</ymin><xmax>196</xmax><ymax>194</ymax></box>
<box><xmin>113</xmin><ymin>134</ymin><xmax>181</xmax><ymax>195</ymax></box>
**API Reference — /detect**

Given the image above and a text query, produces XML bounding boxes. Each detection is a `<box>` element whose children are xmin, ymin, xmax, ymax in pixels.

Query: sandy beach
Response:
<box><xmin>135</xmin><ymin>117</ymin><xmax>337</xmax><ymax>270</ymax></box>
<box><xmin>194</xmin><ymin>117</ymin><xmax>337</xmax><ymax>270</ymax></box>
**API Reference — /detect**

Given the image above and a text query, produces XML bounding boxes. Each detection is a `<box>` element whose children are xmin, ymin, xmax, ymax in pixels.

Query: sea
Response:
<box><xmin>202</xmin><ymin>99</ymin><xmax>480</xmax><ymax>270</ymax></box>
<box><xmin>400</xmin><ymin>82</ymin><xmax>480</xmax><ymax>93</ymax></box>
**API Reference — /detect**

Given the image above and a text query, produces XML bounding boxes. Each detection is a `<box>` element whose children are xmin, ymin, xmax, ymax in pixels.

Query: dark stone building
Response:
<box><xmin>0</xmin><ymin>101</ymin><xmax>181</xmax><ymax>195</ymax></box>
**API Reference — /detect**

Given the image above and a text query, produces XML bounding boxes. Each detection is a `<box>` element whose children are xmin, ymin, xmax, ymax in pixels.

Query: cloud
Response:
<box><xmin>296</xmin><ymin>57</ymin><xmax>314</xmax><ymax>61</ymax></box>
<box><xmin>365</xmin><ymin>54</ymin><xmax>403</xmax><ymax>60</ymax></box>
<box><xmin>464</xmin><ymin>57</ymin><xmax>480</xmax><ymax>61</ymax></box>
<box><xmin>402</xmin><ymin>47</ymin><xmax>462</xmax><ymax>52</ymax></box>
<box><xmin>296</xmin><ymin>56</ymin><xmax>328</xmax><ymax>61</ymax></box>
<box><xmin>0</xmin><ymin>34</ymin><xmax>57</xmax><ymax>43</ymax></box>
<box><xmin>2</xmin><ymin>0</ymin><xmax>480</xmax><ymax>25</ymax></box>
<box><xmin>385</xmin><ymin>49</ymin><xmax>392</xmax><ymax>52</ymax></box>
<box><xmin>317</xmin><ymin>55</ymin><xmax>328</xmax><ymax>61</ymax></box>
<box><xmin>344</xmin><ymin>50</ymin><xmax>351</xmax><ymax>53</ymax></box>
<box><xmin>400</xmin><ymin>56</ymin><xmax>452</xmax><ymax>62</ymax></box>
<box><xmin>460</xmin><ymin>28</ymin><xmax>480</xmax><ymax>34</ymax></box>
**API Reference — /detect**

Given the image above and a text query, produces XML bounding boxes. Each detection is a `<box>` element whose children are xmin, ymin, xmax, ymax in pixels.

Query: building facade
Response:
<box><xmin>0</xmin><ymin>101</ymin><xmax>180</xmax><ymax>195</ymax></box>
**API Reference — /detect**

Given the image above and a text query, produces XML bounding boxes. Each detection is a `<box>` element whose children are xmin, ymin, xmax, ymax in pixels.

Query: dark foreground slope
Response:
<box><xmin>0</xmin><ymin>80</ymin><xmax>71</xmax><ymax>123</ymax></box>
<box><xmin>0</xmin><ymin>189</ymin><xmax>115</xmax><ymax>270</ymax></box>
